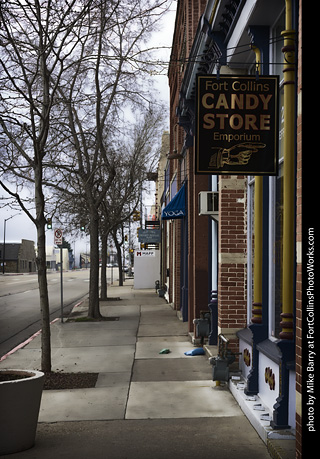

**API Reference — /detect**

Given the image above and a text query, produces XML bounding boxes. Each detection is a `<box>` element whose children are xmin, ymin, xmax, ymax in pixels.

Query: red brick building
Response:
<box><xmin>163</xmin><ymin>0</ymin><xmax>209</xmax><ymax>331</ymax></box>
<box><xmin>158</xmin><ymin>0</ymin><xmax>304</xmax><ymax>456</ymax></box>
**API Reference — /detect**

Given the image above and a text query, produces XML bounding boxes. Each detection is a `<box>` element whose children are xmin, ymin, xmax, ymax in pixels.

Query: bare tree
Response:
<box><xmin>1</xmin><ymin>0</ymin><xmax>172</xmax><ymax>342</ymax></box>
<box><xmin>0</xmin><ymin>0</ymin><xmax>93</xmax><ymax>372</ymax></box>
<box><xmin>99</xmin><ymin>105</ymin><xmax>165</xmax><ymax>296</ymax></box>
<box><xmin>47</xmin><ymin>0</ymin><xmax>169</xmax><ymax>318</ymax></box>
<box><xmin>49</xmin><ymin>104</ymin><xmax>165</xmax><ymax>302</ymax></box>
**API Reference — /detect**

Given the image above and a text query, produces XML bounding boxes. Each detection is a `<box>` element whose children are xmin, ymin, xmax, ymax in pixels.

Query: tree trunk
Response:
<box><xmin>37</xmin><ymin>224</ymin><xmax>51</xmax><ymax>373</ymax></box>
<box><xmin>35</xmin><ymin>168</ymin><xmax>51</xmax><ymax>373</ymax></box>
<box><xmin>100</xmin><ymin>234</ymin><xmax>108</xmax><ymax>300</ymax></box>
<box><xmin>114</xmin><ymin>237</ymin><xmax>123</xmax><ymax>286</ymax></box>
<box><xmin>88</xmin><ymin>214</ymin><xmax>101</xmax><ymax>318</ymax></box>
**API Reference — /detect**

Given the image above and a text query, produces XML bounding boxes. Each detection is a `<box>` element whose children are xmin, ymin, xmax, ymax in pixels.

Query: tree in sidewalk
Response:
<box><xmin>99</xmin><ymin>105</ymin><xmax>165</xmax><ymax>296</ymax></box>
<box><xmin>47</xmin><ymin>0</ymin><xmax>170</xmax><ymax>318</ymax></box>
<box><xmin>1</xmin><ymin>0</ymin><xmax>172</xmax><ymax>333</ymax></box>
<box><xmin>51</xmin><ymin>104</ymin><xmax>166</xmax><ymax>302</ymax></box>
<box><xmin>0</xmin><ymin>0</ymin><xmax>93</xmax><ymax>372</ymax></box>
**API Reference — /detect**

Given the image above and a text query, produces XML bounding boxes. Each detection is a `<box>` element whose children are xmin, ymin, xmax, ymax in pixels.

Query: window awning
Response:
<box><xmin>161</xmin><ymin>183</ymin><xmax>186</xmax><ymax>220</ymax></box>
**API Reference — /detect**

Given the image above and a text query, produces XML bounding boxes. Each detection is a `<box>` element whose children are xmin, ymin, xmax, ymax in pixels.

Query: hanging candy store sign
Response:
<box><xmin>195</xmin><ymin>75</ymin><xmax>279</xmax><ymax>175</ymax></box>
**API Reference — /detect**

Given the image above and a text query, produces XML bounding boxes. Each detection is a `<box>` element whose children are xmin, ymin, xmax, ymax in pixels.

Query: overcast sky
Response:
<box><xmin>0</xmin><ymin>4</ymin><xmax>176</xmax><ymax>256</ymax></box>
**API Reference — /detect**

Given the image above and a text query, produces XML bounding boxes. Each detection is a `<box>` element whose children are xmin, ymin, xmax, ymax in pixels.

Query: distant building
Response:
<box><xmin>46</xmin><ymin>246</ymin><xmax>71</xmax><ymax>271</ymax></box>
<box><xmin>45</xmin><ymin>246</ymin><xmax>56</xmax><ymax>271</ymax></box>
<box><xmin>80</xmin><ymin>252</ymin><xmax>90</xmax><ymax>269</ymax></box>
<box><xmin>0</xmin><ymin>239</ymin><xmax>36</xmax><ymax>273</ymax></box>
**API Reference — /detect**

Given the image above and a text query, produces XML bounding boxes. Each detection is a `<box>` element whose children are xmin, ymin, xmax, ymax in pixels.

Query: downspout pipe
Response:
<box><xmin>280</xmin><ymin>0</ymin><xmax>295</xmax><ymax>340</ymax></box>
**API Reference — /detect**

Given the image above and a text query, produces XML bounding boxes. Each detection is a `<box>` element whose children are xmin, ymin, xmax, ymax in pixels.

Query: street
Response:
<box><xmin>0</xmin><ymin>269</ymin><xmax>94</xmax><ymax>358</ymax></box>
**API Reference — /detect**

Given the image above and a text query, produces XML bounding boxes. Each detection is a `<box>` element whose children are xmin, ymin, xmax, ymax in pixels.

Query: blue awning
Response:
<box><xmin>161</xmin><ymin>183</ymin><xmax>186</xmax><ymax>220</ymax></box>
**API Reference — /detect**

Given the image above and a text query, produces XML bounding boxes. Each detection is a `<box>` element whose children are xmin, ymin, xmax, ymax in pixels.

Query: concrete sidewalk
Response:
<box><xmin>0</xmin><ymin>280</ymin><xmax>294</xmax><ymax>458</ymax></box>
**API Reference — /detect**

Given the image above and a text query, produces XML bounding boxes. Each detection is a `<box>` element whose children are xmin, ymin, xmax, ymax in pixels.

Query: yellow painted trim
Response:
<box><xmin>280</xmin><ymin>0</ymin><xmax>295</xmax><ymax>338</ymax></box>
<box><xmin>209</xmin><ymin>1</ymin><xmax>220</xmax><ymax>25</ymax></box>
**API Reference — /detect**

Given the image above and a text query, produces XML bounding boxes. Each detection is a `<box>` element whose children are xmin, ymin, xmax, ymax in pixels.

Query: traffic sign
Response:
<box><xmin>54</xmin><ymin>228</ymin><xmax>63</xmax><ymax>245</ymax></box>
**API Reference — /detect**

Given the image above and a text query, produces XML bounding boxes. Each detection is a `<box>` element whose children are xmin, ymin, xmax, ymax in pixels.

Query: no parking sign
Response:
<box><xmin>54</xmin><ymin>228</ymin><xmax>63</xmax><ymax>245</ymax></box>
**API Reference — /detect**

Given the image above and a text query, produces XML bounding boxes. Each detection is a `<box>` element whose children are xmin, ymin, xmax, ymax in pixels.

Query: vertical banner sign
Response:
<box><xmin>195</xmin><ymin>75</ymin><xmax>279</xmax><ymax>175</ymax></box>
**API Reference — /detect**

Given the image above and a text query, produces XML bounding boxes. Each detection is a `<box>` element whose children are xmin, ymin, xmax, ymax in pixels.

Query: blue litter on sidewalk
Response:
<box><xmin>184</xmin><ymin>348</ymin><xmax>205</xmax><ymax>356</ymax></box>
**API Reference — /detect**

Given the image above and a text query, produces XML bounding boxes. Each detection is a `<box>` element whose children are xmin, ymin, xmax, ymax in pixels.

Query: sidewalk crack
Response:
<box><xmin>123</xmin><ymin>304</ymin><xmax>140</xmax><ymax>419</ymax></box>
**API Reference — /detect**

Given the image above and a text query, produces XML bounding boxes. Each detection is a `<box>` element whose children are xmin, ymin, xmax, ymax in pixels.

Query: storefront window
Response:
<box><xmin>270</xmin><ymin>12</ymin><xmax>285</xmax><ymax>79</ymax></box>
<box><xmin>164</xmin><ymin>164</ymin><xmax>170</xmax><ymax>205</ymax></box>
<box><xmin>171</xmin><ymin>175</ymin><xmax>177</xmax><ymax>199</ymax></box>
<box><xmin>247</xmin><ymin>10</ymin><xmax>285</xmax><ymax>334</ymax></box>
<box><xmin>273</xmin><ymin>162</ymin><xmax>283</xmax><ymax>337</ymax></box>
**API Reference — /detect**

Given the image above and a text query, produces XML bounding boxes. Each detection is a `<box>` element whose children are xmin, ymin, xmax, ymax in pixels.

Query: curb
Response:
<box><xmin>267</xmin><ymin>439</ymin><xmax>296</xmax><ymax>459</ymax></box>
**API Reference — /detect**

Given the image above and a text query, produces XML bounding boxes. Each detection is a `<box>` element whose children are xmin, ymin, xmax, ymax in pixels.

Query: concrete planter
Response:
<box><xmin>0</xmin><ymin>369</ymin><xmax>44</xmax><ymax>455</ymax></box>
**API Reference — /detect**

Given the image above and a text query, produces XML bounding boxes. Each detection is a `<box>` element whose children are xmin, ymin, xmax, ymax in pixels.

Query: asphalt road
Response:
<box><xmin>0</xmin><ymin>269</ymin><xmax>92</xmax><ymax>358</ymax></box>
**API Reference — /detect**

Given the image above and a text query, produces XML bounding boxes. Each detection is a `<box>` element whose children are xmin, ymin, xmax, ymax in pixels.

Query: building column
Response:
<box><xmin>271</xmin><ymin>0</ymin><xmax>296</xmax><ymax>429</ymax></box>
<box><xmin>187</xmin><ymin>149</ymin><xmax>209</xmax><ymax>335</ymax></box>
<box><xmin>250</xmin><ymin>45</ymin><xmax>263</xmax><ymax>325</ymax></box>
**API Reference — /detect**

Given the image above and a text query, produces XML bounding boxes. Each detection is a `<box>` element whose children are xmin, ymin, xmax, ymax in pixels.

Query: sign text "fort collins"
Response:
<box><xmin>195</xmin><ymin>75</ymin><xmax>279</xmax><ymax>175</ymax></box>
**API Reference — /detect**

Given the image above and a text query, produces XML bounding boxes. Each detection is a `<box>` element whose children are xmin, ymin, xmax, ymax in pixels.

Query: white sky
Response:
<box><xmin>0</xmin><ymin>4</ymin><xmax>177</xmax><ymax>255</ymax></box>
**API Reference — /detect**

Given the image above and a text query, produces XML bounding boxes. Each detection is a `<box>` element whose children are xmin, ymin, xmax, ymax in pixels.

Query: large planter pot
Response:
<box><xmin>0</xmin><ymin>369</ymin><xmax>44</xmax><ymax>455</ymax></box>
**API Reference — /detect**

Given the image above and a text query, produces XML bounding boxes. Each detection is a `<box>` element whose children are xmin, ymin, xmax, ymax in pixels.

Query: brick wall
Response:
<box><xmin>218</xmin><ymin>175</ymin><xmax>247</xmax><ymax>350</ymax></box>
<box><xmin>174</xmin><ymin>219</ymin><xmax>182</xmax><ymax>309</ymax></box>
<box><xmin>191</xmin><ymin>173</ymin><xmax>209</xmax><ymax>327</ymax></box>
<box><xmin>169</xmin><ymin>0</ymin><xmax>208</xmax><ymax>332</ymax></box>
<box><xmin>168</xmin><ymin>218</ymin><xmax>182</xmax><ymax>310</ymax></box>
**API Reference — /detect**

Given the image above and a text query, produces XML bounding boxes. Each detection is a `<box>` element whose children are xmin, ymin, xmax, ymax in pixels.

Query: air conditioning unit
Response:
<box><xmin>198</xmin><ymin>191</ymin><xmax>219</xmax><ymax>220</ymax></box>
